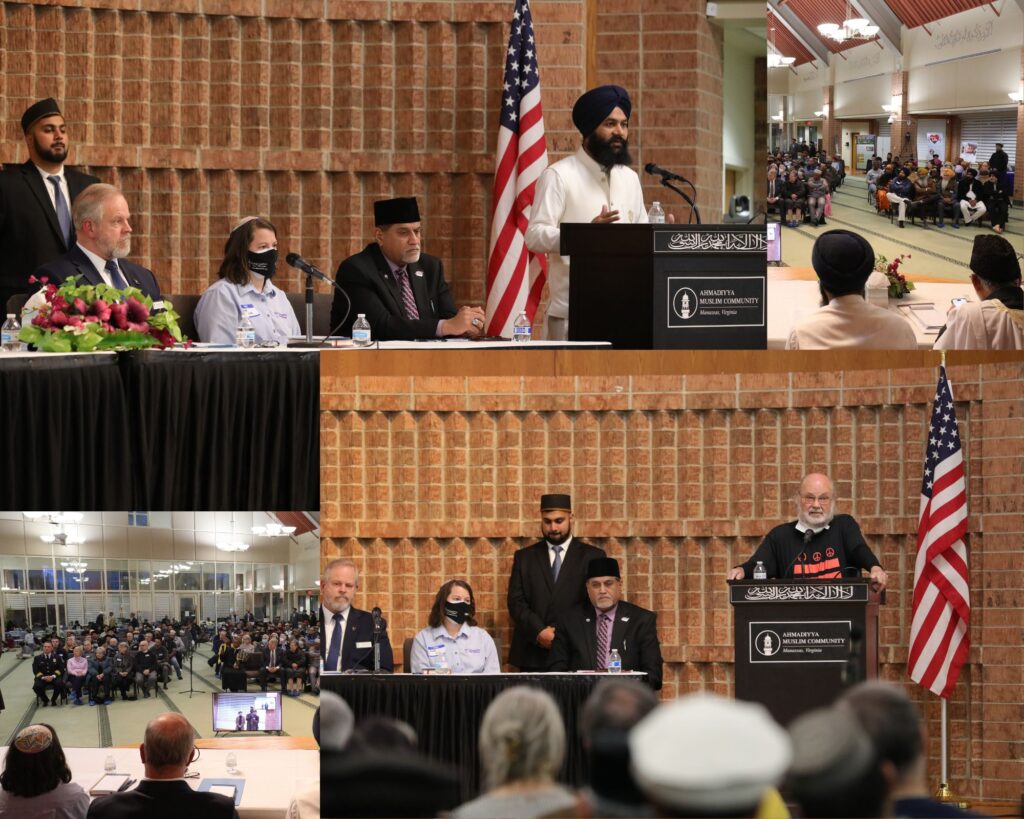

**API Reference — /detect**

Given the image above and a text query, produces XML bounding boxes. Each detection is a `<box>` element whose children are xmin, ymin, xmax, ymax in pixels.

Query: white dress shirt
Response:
<box><xmin>77</xmin><ymin>242</ymin><xmax>119</xmax><ymax>287</ymax></box>
<box><xmin>35</xmin><ymin>162</ymin><xmax>70</xmax><ymax>214</ymax></box>
<box><xmin>321</xmin><ymin>604</ymin><xmax>349</xmax><ymax>672</ymax></box>
<box><xmin>526</xmin><ymin>147</ymin><xmax>648</xmax><ymax>319</ymax></box>
<box><xmin>547</xmin><ymin>535</ymin><xmax>573</xmax><ymax>566</ymax></box>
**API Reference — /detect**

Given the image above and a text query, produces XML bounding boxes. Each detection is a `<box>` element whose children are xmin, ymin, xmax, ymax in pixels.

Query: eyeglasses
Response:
<box><xmin>800</xmin><ymin>494</ymin><xmax>832</xmax><ymax>504</ymax></box>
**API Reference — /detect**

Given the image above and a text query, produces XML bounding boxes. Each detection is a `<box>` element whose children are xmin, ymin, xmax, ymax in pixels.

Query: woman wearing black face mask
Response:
<box><xmin>194</xmin><ymin>216</ymin><xmax>301</xmax><ymax>344</ymax></box>
<box><xmin>409</xmin><ymin>579</ymin><xmax>500</xmax><ymax>674</ymax></box>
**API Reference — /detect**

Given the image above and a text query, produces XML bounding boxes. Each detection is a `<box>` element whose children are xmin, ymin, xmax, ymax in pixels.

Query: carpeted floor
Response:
<box><xmin>776</xmin><ymin>174</ymin><xmax>1023</xmax><ymax>282</ymax></box>
<box><xmin>0</xmin><ymin>644</ymin><xmax>318</xmax><ymax>748</ymax></box>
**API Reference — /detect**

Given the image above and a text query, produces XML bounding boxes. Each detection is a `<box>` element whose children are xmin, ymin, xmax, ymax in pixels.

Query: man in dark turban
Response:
<box><xmin>526</xmin><ymin>86</ymin><xmax>666</xmax><ymax>340</ymax></box>
<box><xmin>330</xmin><ymin>196</ymin><xmax>486</xmax><ymax>340</ymax></box>
<box><xmin>786</xmin><ymin>229</ymin><xmax>916</xmax><ymax>349</ymax></box>
<box><xmin>935</xmin><ymin>234</ymin><xmax>1022</xmax><ymax>349</ymax></box>
<box><xmin>0</xmin><ymin>98</ymin><xmax>100</xmax><ymax>312</ymax></box>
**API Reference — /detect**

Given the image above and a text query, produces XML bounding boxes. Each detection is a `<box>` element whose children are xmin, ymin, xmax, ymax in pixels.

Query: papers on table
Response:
<box><xmin>89</xmin><ymin>773</ymin><xmax>134</xmax><ymax>795</ymax></box>
<box><xmin>898</xmin><ymin>302</ymin><xmax>948</xmax><ymax>333</ymax></box>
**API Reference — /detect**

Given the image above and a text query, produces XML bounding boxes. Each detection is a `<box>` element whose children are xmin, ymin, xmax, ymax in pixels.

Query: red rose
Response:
<box><xmin>73</xmin><ymin>297</ymin><xmax>88</xmax><ymax>314</ymax></box>
<box><xmin>49</xmin><ymin>310</ymin><xmax>69</xmax><ymax>327</ymax></box>
<box><xmin>66</xmin><ymin>316</ymin><xmax>84</xmax><ymax>327</ymax></box>
<box><xmin>109</xmin><ymin>302</ymin><xmax>130</xmax><ymax>329</ymax></box>
<box><xmin>88</xmin><ymin>299</ymin><xmax>112</xmax><ymax>322</ymax></box>
<box><xmin>125</xmin><ymin>297</ymin><xmax>150</xmax><ymax>323</ymax></box>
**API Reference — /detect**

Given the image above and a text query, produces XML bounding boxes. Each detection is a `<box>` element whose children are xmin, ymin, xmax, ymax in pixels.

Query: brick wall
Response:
<box><xmin>1</xmin><ymin>0</ymin><xmax>726</xmax><ymax>310</ymax></box>
<box><xmin>320</xmin><ymin>355</ymin><xmax>1024</xmax><ymax>801</ymax></box>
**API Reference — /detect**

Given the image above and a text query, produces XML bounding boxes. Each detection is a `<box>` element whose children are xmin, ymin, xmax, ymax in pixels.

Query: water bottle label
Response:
<box><xmin>513</xmin><ymin>326</ymin><xmax>530</xmax><ymax>338</ymax></box>
<box><xmin>352</xmin><ymin>329</ymin><xmax>371</xmax><ymax>343</ymax></box>
<box><xmin>1</xmin><ymin>331</ymin><xmax>13</xmax><ymax>345</ymax></box>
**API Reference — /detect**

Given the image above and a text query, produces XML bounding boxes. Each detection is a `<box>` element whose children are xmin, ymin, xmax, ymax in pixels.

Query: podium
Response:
<box><xmin>729</xmin><ymin>579</ymin><xmax>882</xmax><ymax>726</ymax></box>
<box><xmin>561</xmin><ymin>223</ymin><xmax>767</xmax><ymax>349</ymax></box>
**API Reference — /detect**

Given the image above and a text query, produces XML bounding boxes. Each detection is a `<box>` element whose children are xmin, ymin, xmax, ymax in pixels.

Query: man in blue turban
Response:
<box><xmin>526</xmin><ymin>85</ymin><xmax>665</xmax><ymax>341</ymax></box>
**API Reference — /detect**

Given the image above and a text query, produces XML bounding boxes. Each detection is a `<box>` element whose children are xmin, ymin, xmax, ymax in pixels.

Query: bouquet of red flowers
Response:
<box><xmin>873</xmin><ymin>253</ymin><xmax>915</xmax><ymax>299</ymax></box>
<box><xmin>19</xmin><ymin>275</ymin><xmax>186</xmax><ymax>352</ymax></box>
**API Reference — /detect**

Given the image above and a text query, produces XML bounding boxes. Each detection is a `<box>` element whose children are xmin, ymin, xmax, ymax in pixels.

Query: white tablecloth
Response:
<box><xmin>324</xmin><ymin>339</ymin><xmax>612</xmax><ymax>349</ymax></box>
<box><xmin>48</xmin><ymin>747</ymin><xmax>318</xmax><ymax>819</ymax></box>
<box><xmin>768</xmin><ymin>278</ymin><xmax>974</xmax><ymax>349</ymax></box>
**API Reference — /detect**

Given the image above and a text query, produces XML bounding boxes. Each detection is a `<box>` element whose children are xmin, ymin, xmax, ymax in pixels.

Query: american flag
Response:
<box><xmin>908</xmin><ymin>366</ymin><xmax>970</xmax><ymax>698</ymax></box>
<box><xmin>484</xmin><ymin>0</ymin><xmax>548</xmax><ymax>338</ymax></box>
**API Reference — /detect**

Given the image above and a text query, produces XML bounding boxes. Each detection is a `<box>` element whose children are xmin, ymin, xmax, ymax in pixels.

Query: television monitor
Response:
<box><xmin>212</xmin><ymin>691</ymin><xmax>283</xmax><ymax>732</ymax></box>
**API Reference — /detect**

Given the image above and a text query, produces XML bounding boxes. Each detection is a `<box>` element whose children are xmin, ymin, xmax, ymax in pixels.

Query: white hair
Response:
<box><xmin>479</xmin><ymin>686</ymin><xmax>565</xmax><ymax>790</ymax></box>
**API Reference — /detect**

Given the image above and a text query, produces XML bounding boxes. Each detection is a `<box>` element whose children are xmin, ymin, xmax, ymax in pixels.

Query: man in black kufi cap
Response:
<box><xmin>935</xmin><ymin>234</ymin><xmax>1023</xmax><ymax>350</ymax></box>
<box><xmin>525</xmin><ymin>85</ymin><xmax>668</xmax><ymax>341</ymax></box>
<box><xmin>507</xmin><ymin>493</ymin><xmax>607</xmax><ymax>671</ymax></box>
<box><xmin>331</xmin><ymin>196</ymin><xmax>487</xmax><ymax>340</ymax></box>
<box><xmin>786</xmin><ymin>229</ymin><xmax>917</xmax><ymax>349</ymax></box>
<box><xmin>546</xmin><ymin>555</ymin><xmax>663</xmax><ymax>689</ymax></box>
<box><xmin>0</xmin><ymin>98</ymin><xmax>100</xmax><ymax>311</ymax></box>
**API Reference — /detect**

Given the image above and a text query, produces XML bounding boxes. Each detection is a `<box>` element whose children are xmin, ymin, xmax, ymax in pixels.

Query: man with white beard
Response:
<box><xmin>726</xmin><ymin>472</ymin><xmax>888</xmax><ymax>591</ymax></box>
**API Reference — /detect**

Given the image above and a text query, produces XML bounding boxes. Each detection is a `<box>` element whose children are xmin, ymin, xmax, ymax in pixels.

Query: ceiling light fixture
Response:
<box><xmin>768</xmin><ymin>25</ymin><xmax>796</xmax><ymax>68</ymax></box>
<box><xmin>817</xmin><ymin>1</ymin><xmax>879</xmax><ymax>43</ymax></box>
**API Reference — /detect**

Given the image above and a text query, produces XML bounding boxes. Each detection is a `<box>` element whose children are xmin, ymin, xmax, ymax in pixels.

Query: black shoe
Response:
<box><xmin>898</xmin><ymin>220</ymin><xmax>905</xmax><ymax>228</ymax></box>
<box><xmin>39</xmin><ymin>700</ymin><xmax>48</xmax><ymax>707</ymax></box>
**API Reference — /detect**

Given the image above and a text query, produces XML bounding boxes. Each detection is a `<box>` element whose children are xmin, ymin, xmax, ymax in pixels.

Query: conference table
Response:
<box><xmin>14</xmin><ymin>746</ymin><xmax>319</xmax><ymax>819</ymax></box>
<box><xmin>0</xmin><ymin>346</ymin><xmax>318</xmax><ymax>510</ymax></box>
<box><xmin>768</xmin><ymin>268</ymin><xmax>973</xmax><ymax>349</ymax></box>
<box><xmin>322</xmin><ymin>670</ymin><xmax>647</xmax><ymax>799</ymax></box>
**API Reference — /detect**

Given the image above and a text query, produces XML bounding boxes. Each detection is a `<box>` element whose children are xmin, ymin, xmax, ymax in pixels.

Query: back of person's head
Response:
<box><xmin>143</xmin><ymin>713</ymin><xmax>195</xmax><ymax>771</ymax></box>
<box><xmin>580</xmin><ymin>679</ymin><xmax>659</xmax><ymax>810</ymax></box>
<box><xmin>353</xmin><ymin>717</ymin><xmax>418</xmax><ymax>754</ymax></box>
<box><xmin>811</xmin><ymin>230</ymin><xmax>875</xmax><ymax>297</ymax></box>
<box><xmin>479</xmin><ymin>685</ymin><xmax>565</xmax><ymax>791</ymax></box>
<box><xmin>0</xmin><ymin>724</ymin><xmax>72</xmax><ymax>798</ymax></box>
<box><xmin>839</xmin><ymin>681</ymin><xmax>922</xmax><ymax>781</ymax></box>
<box><xmin>628</xmin><ymin>693</ymin><xmax>791</xmax><ymax>818</ymax></box>
<box><xmin>787</xmin><ymin>705</ymin><xmax>889</xmax><ymax>818</ymax></box>
<box><xmin>318</xmin><ymin>690</ymin><xmax>355</xmax><ymax>751</ymax></box>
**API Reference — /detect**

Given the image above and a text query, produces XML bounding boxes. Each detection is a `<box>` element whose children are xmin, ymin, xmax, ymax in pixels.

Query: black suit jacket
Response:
<box><xmin>319</xmin><ymin>605</ymin><xmax>394</xmax><ymax>672</ymax></box>
<box><xmin>35</xmin><ymin>242</ymin><xmax>162</xmax><ymax>302</ymax></box>
<box><xmin>547</xmin><ymin>599</ymin><xmax>663</xmax><ymax>690</ymax></box>
<box><xmin>0</xmin><ymin>161</ymin><xmax>99</xmax><ymax>303</ymax></box>
<box><xmin>86</xmin><ymin>778</ymin><xmax>239</xmax><ymax>819</ymax></box>
<box><xmin>331</xmin><ymin>242</ymin><xmax>456</xmax><ymax>339</ymax></box>
<box><xmin>507</xmin><ymin>539</ymin><xmax>606</xmax><ymax>670</ymax></box>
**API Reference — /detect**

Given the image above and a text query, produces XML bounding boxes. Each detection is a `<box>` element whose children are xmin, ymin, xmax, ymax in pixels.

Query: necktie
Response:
<box><xmin>596</xmin><ymin>613</ymin><xmax>611</xmax><ymax>670</ymax></box>
<box><xmin>395</xmin><ymin>267</ymin><xmax>420</xmax><ymax>320</ymax></box>
<box><xmin>551</xmin><ymin>545</ymin><xmax>563</xmax><ymax>581</ymax></box>
<box><xmin>326</xmin><ymin>612</ymin><xmax>343</xmax><ymax>672</ymax></box>
<box><xmin>47</xmin><ymin>175</ymin><xmax>72</xmax><ymax>246</ymax></box>
<box><xmin>105</xmin><ymin>260</ymin><xmax>129</xmax><ymax>291</ymax></box>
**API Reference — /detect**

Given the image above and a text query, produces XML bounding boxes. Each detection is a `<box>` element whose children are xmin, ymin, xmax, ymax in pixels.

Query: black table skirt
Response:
<box><xmin>0</xmin><ymin>354</ymin><xmax>132</xmax><ymax>509</ymax></box>
<box><xmin>322</xmin><ymin>672</ymin><xmax>641</xmax><ymax>799</ymax></box>
<box><xmin>1</xmin><ymin>350</ymin><xmax>318</xmax><ymax>510</ymax></box>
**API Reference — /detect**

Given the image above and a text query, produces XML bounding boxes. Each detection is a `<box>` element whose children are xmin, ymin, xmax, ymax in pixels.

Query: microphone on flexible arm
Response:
<box><xmin>284</xmin><ymin>252</ymin><xmax>353</xmax><ymax>345</ymax></box>
<box><xmin>841</xmin><ymin>622</ymin><xmax>864</xmax><ymax>687</ymax></box>
<box><xmin>781</xmin><ymin>529</ymin><xmax>814</xmax><ymax>580</ymax></box>
<box><xmin>371</xmin><ymin>606</ymin><xmax>383</xmax><ymax>673</ymax></box>
<box><xmin>643</xmin><ymin>163</ymin><xmax>702</xmax><ymax>224</ymax></box>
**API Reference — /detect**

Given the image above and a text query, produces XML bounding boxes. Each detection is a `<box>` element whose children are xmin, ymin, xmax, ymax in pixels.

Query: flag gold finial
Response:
<box><xmin>940</xmin><ymin>350</ymin><xmax>946</xmax><ymax>369</ymax></box>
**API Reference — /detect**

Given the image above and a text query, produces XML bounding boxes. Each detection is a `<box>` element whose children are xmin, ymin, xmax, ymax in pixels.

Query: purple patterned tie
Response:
<box><xmin>596</xmin><ymin>613</ymin><xmax>611</xmax><ymax>671</ymax></box>
<box><xmin>395</xmin><ymin>267</ymin><xmax>419</xmax><ymax>320</ymax></box>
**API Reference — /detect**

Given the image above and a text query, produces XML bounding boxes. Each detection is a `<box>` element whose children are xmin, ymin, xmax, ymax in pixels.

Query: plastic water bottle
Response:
<box><xmin>648</xmin><ymin>201</ymin><xmax>666</xmax><ymax>224</ymax></box>
<box><xmin>427</xmin><ymin>644</ymin><xmax>451</xmax><ymax>675</ymax></box>
<box><xmin>512</xmin><ymin>311</ymin><xmax>531</xmax><ymax>343</ymax></box>
<box><xmin>753</xmin><ymin>561</ymin><xmax>767</xmax><ymax>581</ymax></box>
<box><xmin>608</xmin><ymin>648</ymin><xmax>622</xmax><ymax>673</ymax></box>
<box><xmin>235</xmin><ymin>313</ymin><xmax>255</xmax><ymax>348</ymax></box>
<box><xmin>352</xmin><ymin>313</ymin><xmax>372</xmax><ymax>347</ymax></box>
<box><xmin>2</xmin><ymin>314</ymin><xmax>21</xmax><ymax>352</ymax></box>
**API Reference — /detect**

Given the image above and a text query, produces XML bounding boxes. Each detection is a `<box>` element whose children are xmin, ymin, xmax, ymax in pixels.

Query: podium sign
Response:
<box><xmin>729</xmin><ymin>579</ymin><xmax>881</xmax><ymax>726</ymax></box>
<box><xmin>563</xmin><ymin>224</ymin><xmax>767</xmax><ymax>349</ymax></box>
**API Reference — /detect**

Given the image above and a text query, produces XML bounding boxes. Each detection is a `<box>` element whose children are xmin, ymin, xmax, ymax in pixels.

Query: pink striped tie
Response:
<box><xmin>596</xmin><ymin>613</ymin><xmax>611</xmax><ymax>671</ymax></box>
<box><xmin>395</xmin><ymin>267</ymin><xmax>419</xmax><ymax>320</ymax></box>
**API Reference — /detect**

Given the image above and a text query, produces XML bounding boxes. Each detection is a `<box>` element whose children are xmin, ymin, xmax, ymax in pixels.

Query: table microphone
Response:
<box><xmin>285</xmin><ymin>252</ymin><xmax>353</xmax><ymax>341</ymax></box>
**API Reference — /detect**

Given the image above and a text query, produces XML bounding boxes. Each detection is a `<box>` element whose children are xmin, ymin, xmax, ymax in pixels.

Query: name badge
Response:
<box><xmin>240</xmin><ymin>304</ymin><xmax>260</xmax><ymax>319</ymax></box>
<box><xmin>355</xmin><ymin>641</ymin><xmax>372</xmax><ymax>649</ymax></box>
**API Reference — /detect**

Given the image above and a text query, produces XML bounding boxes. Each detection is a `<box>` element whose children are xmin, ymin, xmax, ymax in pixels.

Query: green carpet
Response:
<box><xmin>0</xmin><ymin>646</ymin><xmax>318</xmax><ymax>748</ymax></box>
<box><xmin>778</xmin><ymin>174</ymin><xmax>1023</xmax><ymax>283</ymax></box>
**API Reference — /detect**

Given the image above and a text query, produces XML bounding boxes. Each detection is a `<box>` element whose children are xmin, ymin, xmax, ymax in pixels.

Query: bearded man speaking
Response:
<box><xmin>726</xmin><ymin>472</ymin><xmax>888</xmax><ymax>592</ymax></box>
<box><xmin>525</xmin><ymin>85</ymin><xmax>671</xmax><ymax>341</ymax></box>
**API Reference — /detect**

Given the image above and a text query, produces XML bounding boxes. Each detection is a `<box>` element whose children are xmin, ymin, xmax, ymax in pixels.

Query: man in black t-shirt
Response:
<box><xmin>726</xmin><ymin>472</ymin><xmax>889</xmax><ymax>591</ymax></box>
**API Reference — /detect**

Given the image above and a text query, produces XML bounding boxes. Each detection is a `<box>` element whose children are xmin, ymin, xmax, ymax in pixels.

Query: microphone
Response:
<box><xmin>644</xmin><ymin>162</ymin><xmax>689</xmax><ymax>183</ymax></box>
<box><xmin>781</xmin><ymin>530</ymin><xmax>813</xmax><ymax>579</ymax></box>
<box><xmin>285</xmin><ymin>253</ymin><xmax>329</xmax><ymax>282</ymax></box>
<box><xmin>842</xmin><ymin>622</ymin><xmax>864</xmax><ymax>686</ymax></box>
<box><xmin>372</xmin><ymin>607</ymin><xmax>383</xmax><ymax>635</ymax></box>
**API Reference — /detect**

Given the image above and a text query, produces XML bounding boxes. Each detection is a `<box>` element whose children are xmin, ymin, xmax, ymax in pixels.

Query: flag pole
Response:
<box><xmin>934</xmin><ymin>350</ymin><xmax>954</xmax><ymax>805</ymax></box>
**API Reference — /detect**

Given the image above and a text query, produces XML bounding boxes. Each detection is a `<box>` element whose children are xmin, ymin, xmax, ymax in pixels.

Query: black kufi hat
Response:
<box><xmin>374</xmin><ymin>197</ymin><xmax>420</xmax><ymax>227</ymax></box>
<box><xmin>969</xmin><ymin>235</ymin><xmax>1021</xmax><ymax>284</ymax></box>
<box><xmin>21</xmin><ymin>98</ymin><xmax>62</xmax><ymax>132</ymax></box>
<box><xmin>586</xmin><ymin>557</ymin><xmax>621</xmax><ymax>580</ymax></box>
<box><xmin>540</xmin><ymin>493</ymin><xmax>571</xmax><ymax>511</ymax></box>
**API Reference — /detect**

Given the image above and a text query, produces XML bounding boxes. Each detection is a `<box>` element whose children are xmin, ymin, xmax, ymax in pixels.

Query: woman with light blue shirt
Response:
<box><xmin>410</xmin><ymin>579</ymin><xmax>501</xmax><ymax>674</ymax></box>
<box><xmin>194</xmin><ymin>216</ymin><xmax>301</xmax><ymax>345</ymax></box>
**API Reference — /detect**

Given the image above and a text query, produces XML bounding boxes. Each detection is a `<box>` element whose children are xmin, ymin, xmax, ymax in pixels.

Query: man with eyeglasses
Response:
<box><xmin>726</xmin><ymin>472</ymin><xmax>888</xmax><ymax>591</ymax></box>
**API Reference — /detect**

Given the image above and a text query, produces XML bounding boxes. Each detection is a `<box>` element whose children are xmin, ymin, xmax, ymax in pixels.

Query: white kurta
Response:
<box><xmin>787</xmin><ymin>294</ymin><xmax>918</xmax><ymax>349</ymax></box>
<box><xmin>525</xmin><ymin>147</ymin><xmax>648</xmax><ymax>319</ymax></box>
<box><xmin>933</xmin><ymin>299</ymin><xmax>1024</xmax><ymax>350</ymax></box>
